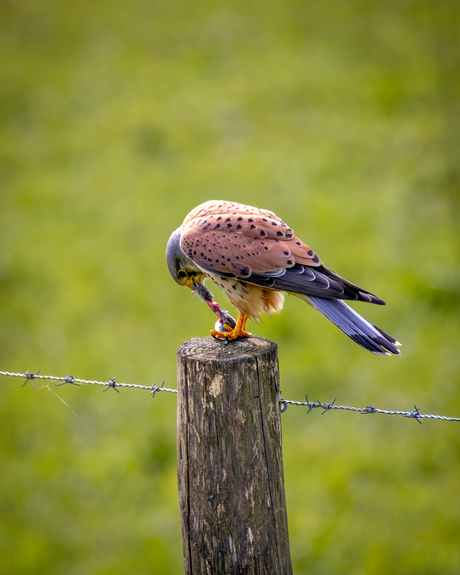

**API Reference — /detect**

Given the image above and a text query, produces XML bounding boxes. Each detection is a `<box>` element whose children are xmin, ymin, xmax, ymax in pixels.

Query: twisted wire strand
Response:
<box><xmin>0</xmin><ymin>370</ymin><xmax>177</xmax><ymax>394</ymax></box>
<box><xmin>278</xmin><ymin>397</ymin><xmax>460</xmax><ymax>422</ymax></box>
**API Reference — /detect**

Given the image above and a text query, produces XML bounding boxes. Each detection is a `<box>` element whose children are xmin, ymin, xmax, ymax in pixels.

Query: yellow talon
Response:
<box><xmin>210</xmin><ymin>314</ymin><xmax>250</xmax><ymax>341</ymax></box>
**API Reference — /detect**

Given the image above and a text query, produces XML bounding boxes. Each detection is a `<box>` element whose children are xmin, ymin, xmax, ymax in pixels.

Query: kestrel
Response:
<box><xmin>166</xmin><ymin>200</ymin><xmax>400</xmax><ymax>356</ymax></box>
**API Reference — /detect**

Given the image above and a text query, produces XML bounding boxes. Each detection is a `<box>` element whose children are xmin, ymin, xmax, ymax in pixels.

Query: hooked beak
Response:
<box><xmin>185</xmin><ymin>274</ymin><xmax>205</xmax><ymax>290</ymax></box>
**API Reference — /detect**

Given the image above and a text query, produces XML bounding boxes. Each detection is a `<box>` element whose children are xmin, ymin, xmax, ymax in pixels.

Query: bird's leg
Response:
<box><xmin>210</xmin><ymin>312</ymin><xmax>250</xmax><ymax>341</ymax></box>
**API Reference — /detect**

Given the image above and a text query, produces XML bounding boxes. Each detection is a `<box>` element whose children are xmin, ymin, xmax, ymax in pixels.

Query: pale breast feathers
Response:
<box><xmin>180</xmin><ymin>200</ymin><xmax>321</xmax><ymax>278</ymax></box>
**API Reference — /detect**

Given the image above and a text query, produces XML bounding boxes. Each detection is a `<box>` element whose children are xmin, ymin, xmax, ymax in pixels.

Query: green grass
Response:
<box><xmin>1</xmin><ymin>1</ymin><xmax>459</xmax><ymax>573</ymax></box>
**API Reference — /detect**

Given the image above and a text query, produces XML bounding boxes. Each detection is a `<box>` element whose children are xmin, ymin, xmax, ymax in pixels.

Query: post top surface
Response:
<box><xmin>178</xmin><ymin>336</ymin><xmax>277</xmax><ymax>362</ymax></box>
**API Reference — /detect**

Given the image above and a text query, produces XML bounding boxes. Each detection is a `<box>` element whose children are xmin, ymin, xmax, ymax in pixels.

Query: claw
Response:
<box><xmin>210</xmin><ymin>313</ymin><xmax>250</xmax><ymax>341</ymax></box>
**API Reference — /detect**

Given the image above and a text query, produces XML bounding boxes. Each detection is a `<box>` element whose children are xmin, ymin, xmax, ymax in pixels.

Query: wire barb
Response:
<box><xmin>22</xmin><ymin>370</ymin><xmax>40</xmax><ymax>387</ymax></box>
<box><xmin>103</xmin><ymin>377</ymin><xmax>120</xmax><ymax>393</ymax></box>
<box><xmin>151</xmin><ymin>381</ymin><xmax>165</xmax><ymax>399</ymax></box>
<box><xmin>55</xmin><ymin>374</ymin><xmax>81</xmax><ymax>387</ymax></box>
<box><xmin>362</xmin><ymin>404</ymin><xmax>377</xmax><ymax>414</ymax></box>
<box><xmin>404</xmin><ymin>404</ymin><xmax>422</xmax><ymax>424</ymax></box>
<box><xmin>320</xmin><ymin>397</ymin><xmax>337</xmax><ymax>415</ymax></box>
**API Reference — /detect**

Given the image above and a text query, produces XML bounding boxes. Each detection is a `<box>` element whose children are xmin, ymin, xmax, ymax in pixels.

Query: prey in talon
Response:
<box><xmin>192</xmin><ymin>280</ymin><xmax>237</xmax><ymax>336</ymax></box>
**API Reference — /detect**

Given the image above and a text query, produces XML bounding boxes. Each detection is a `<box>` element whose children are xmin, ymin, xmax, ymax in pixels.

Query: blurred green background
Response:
<box><xmin>1</xmin><ymin>0</ymin><xmax>459</xmax><ymax>573</ymax></box>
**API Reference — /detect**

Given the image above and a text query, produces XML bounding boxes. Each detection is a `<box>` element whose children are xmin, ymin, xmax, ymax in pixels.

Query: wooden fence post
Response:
<box><xmin>177</xmin><ymin>336</ymin><xmax>292</xmax><ymax>575</ymax></box>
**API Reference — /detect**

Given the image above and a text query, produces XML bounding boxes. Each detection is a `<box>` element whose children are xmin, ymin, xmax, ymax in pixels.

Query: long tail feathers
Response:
<box><xmin>305</xmin><ymin>296</ymin><xmax>401</xmax><ymax>356</ymax></box>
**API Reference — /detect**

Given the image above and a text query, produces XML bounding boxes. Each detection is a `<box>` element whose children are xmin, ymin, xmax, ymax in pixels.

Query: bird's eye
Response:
<box><xmin>177</xmin><ymin>269</ymin><xmax>188</xmax><ymax>280</ymax></box>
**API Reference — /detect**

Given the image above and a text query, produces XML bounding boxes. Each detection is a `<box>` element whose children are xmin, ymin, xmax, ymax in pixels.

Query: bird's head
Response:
<box><xmin>166</xmin><ymin>228</ymin><xmax>206</xmax><ymax>290</ymax></box>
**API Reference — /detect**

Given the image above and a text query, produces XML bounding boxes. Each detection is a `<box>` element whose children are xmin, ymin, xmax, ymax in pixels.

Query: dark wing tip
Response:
<box><xmin>360</xmin><ymin>292</ymin><xmax>386</xmax><ymax>305</ymax></box>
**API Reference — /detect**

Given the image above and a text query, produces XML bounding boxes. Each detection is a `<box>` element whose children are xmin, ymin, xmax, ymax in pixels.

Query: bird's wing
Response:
<box><xmin>180</xmin><ymin>200</ymin><xmax>321</xmax><ymax>278</ymax></box>
<box><xmin>248</xmin><ymin>265</ymin><xmax>386</xmax><ymax>304</ymax></box>
<box><xmin>180</xmin><ymin>200</ymin><xmax>384</xmax><ymax>304</ymax></box>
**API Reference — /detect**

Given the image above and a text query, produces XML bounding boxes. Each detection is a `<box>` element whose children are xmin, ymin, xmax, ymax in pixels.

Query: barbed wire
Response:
<box><xmin>1</xmin><ymin>370</ymin><xmax>459</xmax><ymax>423</ymax></box>
<box><xmin>0</xmin><ymin>370</ymin><xmax>176</xmax><ymax>397</ymax></box>
<box><xmin>278</xmin><ymin>396</ymin><xmax>460</xmax><ymax>423</ymax></box>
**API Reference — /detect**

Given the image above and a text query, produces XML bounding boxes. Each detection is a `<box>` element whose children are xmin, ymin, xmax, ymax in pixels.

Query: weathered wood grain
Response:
<box><xmin>177</xmin><ymin>336</ymin><xmax>292</xmax><ymax>575</ymax></box>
